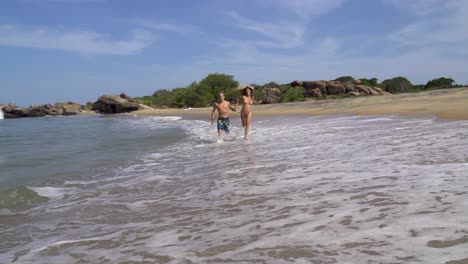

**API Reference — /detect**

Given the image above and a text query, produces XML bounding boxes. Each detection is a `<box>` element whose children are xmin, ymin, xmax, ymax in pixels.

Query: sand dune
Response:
<box><xmin>133</xmin><ymin>87</ymin><xmax>468</xmax><ymax>120</ymax></box>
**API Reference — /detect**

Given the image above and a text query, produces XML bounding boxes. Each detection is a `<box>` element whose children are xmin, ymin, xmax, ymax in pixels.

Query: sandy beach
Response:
<box><xmin>132</xmin><ymin>87</ymin><xmax>468</xmax><ymax>120</ymax></box>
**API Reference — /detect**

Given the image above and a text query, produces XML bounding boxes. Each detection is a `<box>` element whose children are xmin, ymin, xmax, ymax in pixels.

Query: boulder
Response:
<box><xmin>38</xmin><ymin>104</ymin><xmax>59</xmax><ymax>116</ymax></box>
<box><xmin>2</xmin><ymin>105</ymin><xmax>30</xmax><ymax>118</ymax></box>
<box><xmin>93</xmin><ymin>95</ymin><xmax>140</xmax><ymax>114</ymax></box>
<box><xmin>372</xmin><ymin>87</ymin><xmax>391</xmax><ymax>95</ymax></box>
<box><xmin>55</xmin><ymin>102</ymin><xmax>81</xmax><ymax>111</ymax></box>
<box><xmin>305</xmin><ymin>88</ymin><xmax>323</xmax><ymax>98</ymax></box>
<box><xmin>327</xmin><ymin>81</ymin><xmax>347</xmax><ymax>95</ymax></box>
<box><xmin>62</xmin><ymin>108</ymin><xmax>80</xmax><ymax>116</ymax></box>
<box><xmin>120</xmin><ymin>93</ymin><xmax>137</xmax><ymax>102</ymax></box>
<box><xmin>262</xmin><ymin>87</ymin><xmax>282</xmax><ymax>104</ymax></box>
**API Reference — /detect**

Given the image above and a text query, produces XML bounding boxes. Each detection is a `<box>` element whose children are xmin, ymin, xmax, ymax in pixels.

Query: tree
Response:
<box><xmin>380</xmin><ymin>77</ymin><xmax>413</xmax><ymax>93</ymax></box>
<box><xmin>334</xmin><ymin>76</ymin><xmax>354</xmax><ymax>83</ymax></box>
<box><xmin>425</xmin><ymin>77</ymin><xmax>455</xmax><ymax>89</ymax></box>
<box><xmin>195</xmin><ymin>73</ymin><xmax>239</xmax><ymax>106</ymax></box>
<box><xmin>360</xmin><ymin>78</ymin><xmax>378</xmax><ymax>87</ymax></box>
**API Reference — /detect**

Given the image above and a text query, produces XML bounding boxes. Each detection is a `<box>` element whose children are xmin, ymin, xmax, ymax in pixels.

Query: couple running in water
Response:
<box><xmin>211</xmin><ymin>86</ymin><xmax>255</xmax><ymax>140</ymax></box>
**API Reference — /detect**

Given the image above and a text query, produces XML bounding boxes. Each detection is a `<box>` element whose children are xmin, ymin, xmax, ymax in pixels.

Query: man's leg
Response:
<box><xmin>224</xmin><ymin>118</ymin><xmax>230</xmax><ymax>136</ymax></box>
<box><xmin>217</xmin><ymin>119</ymin><xmax>224</xmax><ymax>138</ymax></box>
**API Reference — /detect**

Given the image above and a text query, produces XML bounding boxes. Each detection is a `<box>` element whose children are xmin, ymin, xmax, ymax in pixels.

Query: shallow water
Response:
<box><xmin>1</xmin><ymin>114</ymin><xmax>468</xmax><ymax>263</ymax></box>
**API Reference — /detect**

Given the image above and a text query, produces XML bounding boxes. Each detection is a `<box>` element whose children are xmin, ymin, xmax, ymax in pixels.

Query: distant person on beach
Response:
<box><xmin>237</xmin><ymin>86</ymin><xmax>256</xmax><ymax>140</ymax></box>
<box><xmin>211</xmin><ymin>91</ymin><xmax>237</xmax><ymax>139</ymax></box>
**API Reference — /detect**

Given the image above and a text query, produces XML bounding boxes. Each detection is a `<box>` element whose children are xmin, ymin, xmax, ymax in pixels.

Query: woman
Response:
<box><xmin>237</xmin><ymin>86</ymin><xmax>255</xmax><ymax>140</ymax></box>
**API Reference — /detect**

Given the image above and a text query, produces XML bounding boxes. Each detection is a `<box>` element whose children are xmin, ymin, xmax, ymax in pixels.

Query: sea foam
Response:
<box><xmin>2</xmin><ymin>115</ymin><xmax>468</xmax><ymax>264</ymax></box>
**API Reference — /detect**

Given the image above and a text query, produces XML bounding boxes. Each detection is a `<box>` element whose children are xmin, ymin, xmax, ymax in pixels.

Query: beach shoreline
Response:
<box><xmin>131</xmin><ymin>87</ymin><xmax>468</xmax><ymax>121</ymax></box>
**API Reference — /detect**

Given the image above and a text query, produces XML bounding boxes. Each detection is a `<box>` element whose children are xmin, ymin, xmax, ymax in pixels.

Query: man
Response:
<box><xmin>211</xmin><ymin>91</ymin><xmax>237</xmax><ymax>138</ymax></box>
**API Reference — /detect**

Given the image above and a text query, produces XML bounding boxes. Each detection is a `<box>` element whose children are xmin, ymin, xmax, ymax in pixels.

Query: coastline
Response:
<box><xmin>131</xmin><ymin>87</ymin><xmax>468</xmax><ymax>120</ymax></box>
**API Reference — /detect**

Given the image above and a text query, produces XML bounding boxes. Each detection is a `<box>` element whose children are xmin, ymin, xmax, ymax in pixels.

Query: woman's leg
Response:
<box><xmin>241</xmin><ymin>113</ymin><xmax>246</xmax><ymax>127</ymax></box>
<box><xmin>244</xmin><ymin>112</ymin><xmax>252</xmax><ymax>140</ymax></box>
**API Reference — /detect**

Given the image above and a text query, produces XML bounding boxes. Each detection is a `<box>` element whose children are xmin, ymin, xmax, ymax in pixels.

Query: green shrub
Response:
<box><xmin>380</xmin><ymin>77</ymin><xmax>413</xmax><ymax>93</ymax></box>
<box><xmin>334</xmin><ymin>76</ymin><xmax>354</xmax><ymax>83</ymax></box>
<box><xmin>360</xmin><ymin>78</ymin><xmax>379</xmax><ymax>87</ymax></box>
<box><xmin>281</xmin><ymin>86</ymin><xmax>305</xmax><ymax>102</ymax></box>
<box><xmin>425</xmin><ymin>77</ymin><xmax>455</xmax><ymax>89</ymax></box>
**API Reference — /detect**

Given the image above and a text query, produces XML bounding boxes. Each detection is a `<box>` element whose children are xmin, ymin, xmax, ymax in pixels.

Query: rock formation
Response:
<box><xmin>290</xmin><ymin>80</ymin><xmax>390</xmax><ymax>98</ymax></box>
<box><xmin>92</xmin><ymin>94</ymin><xmax>142</xmax><ymax>114</ymax></box>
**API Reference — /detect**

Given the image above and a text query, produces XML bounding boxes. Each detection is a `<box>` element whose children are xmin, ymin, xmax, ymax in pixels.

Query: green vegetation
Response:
<box><xmin>360</xmin><ymin>78</ymin><xmax>379</xmax><ymax>87</ymax></box>
<box><xmin>134</xmin><ymin>73</ymin><xmax>464</xmax><ymax>108</ymax></box>
<box><xmin>425</xmin><ymin>77</ymin><xmax>455</xmax><ymax>90</ymax></box>
<box><xmin>135</xmin><ymin>73</ymin><xmax>239</xmax><ymax>108</ymax></box>
<box><xmin>334</xmin><ymin>76</ymin><xmax>354</xmax><ymax>83</ymax></box>
<box><xmin>281</xmin><ymin>85</ymin><xmax>305</xmax><ymax>102</ymax></box>
<box><xmin>380</xmin><ymin>77</ymin><xmax>413</xmax><ymax>93</ymax></box>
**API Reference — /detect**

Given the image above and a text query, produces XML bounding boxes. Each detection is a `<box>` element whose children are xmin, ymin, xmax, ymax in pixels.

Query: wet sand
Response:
<box><xmin>132</xmin><ymin>87</ymin><xmax>468</xmax><ymax>120</ymax></box>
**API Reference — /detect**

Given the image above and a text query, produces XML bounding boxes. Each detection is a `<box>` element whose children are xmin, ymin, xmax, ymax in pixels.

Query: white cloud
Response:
<box><xmin>133</xmin><ymin>20</ymin><xmax>198</xmax><ymax>35</ymax></box>
<box><xmin>0</xmin><ymin>24</ymin><xmax>155</xmax><ymax>55</ymax></box>
<box><xmin>386</xmin><ymin>0</ymin><xmax>468</xmax><ymax>54</ymax></box>
<box><xmin>230</xmin><ymin>11</ymin><xmax>305</xmax><ymax>49</ymax></box>
<box><xmin>259</xmin><ymin>0</ymin><xmax>345</xmax><ymax>18</ymax></box>
<box><xmin>319</xmin><ymin>37</ymin><xmax>338</xmax><ymax>56</ymax></box>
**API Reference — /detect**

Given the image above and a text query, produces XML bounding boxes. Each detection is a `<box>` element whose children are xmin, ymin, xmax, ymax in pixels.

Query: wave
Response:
<box><xmin>0</xmin><ymin>186</ymin><xmax>49</xmax><ymax>210</ymax></box>
<box><xmin>0</xmin><ymin>107</ymin><xmax>4</xmax><ymax>119</ymax></box>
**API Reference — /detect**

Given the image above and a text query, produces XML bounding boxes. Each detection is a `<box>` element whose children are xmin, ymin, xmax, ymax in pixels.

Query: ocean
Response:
<box><xmin>1</xmin><ymin>112</ymin><xmax>467</xmax><ymax>264</ymax></box>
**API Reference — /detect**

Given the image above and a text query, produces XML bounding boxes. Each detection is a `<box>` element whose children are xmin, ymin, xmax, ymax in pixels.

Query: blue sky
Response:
<box><xmin>1</xmin><ymin>0</ymin><xmax>467</xmax><ymax>106</ymax></box>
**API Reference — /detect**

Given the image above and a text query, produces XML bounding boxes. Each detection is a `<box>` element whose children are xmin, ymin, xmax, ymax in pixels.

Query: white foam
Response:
<box><xmin>29</xmin><ymin>186</ymin><xmax>72</xmax><ymax>199</ymax></box>
<box><xmin>0</xmin><ymin>108</ymin><xmax>3</xmax><ymax>119</ymax></box>
<box><xmin>3</xmin><ymin>115</ymin><xmax>468</xmax><ymax>264</ymax></box>
<box><xmin>0</xmin><ymin>208</ymin><xmax>14</xmax><ymax>216</ymax></box>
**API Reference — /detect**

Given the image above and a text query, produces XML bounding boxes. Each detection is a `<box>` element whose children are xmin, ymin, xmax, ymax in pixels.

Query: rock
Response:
<box><xmin>2</xmin><ymin>105</ymin><xmax>30</xmax><ymax>118</ymax></box>
<box><xmin>262</xmin><ymin>87</ymin><xmax>282</xmax><ymax>104</ymax></box>
<box><xmin>38</xmin><ymin>104</ymin><xmax>59</xmax><ymax>116</ymax></box>
<box><xmin>28</xmin><ymin>110</ymin><xmax>47</xmax><ymax>117</ymax></box>
<box><xmin>63</xmin><ymin>108</ymin><xmax>80</xmax><ymax>116</ymax></box>
<box><xmin>55</xmin><ymin>102</ymin><xmax>81</xmax><ymax>112</ymax></box>
<box><xmin>305</xmin><ymin>88</ymin><xmax>323</xmax><ymax>98</ymax></box>
<box><xmin>290</xmin><ymin>80</ymin><xmax>389</xmax><ymax>98</ymax></box>
<box><xmin>120</xmin><ymin>93</ymin><xmax>137</xmax><ymax>102</ymax></box>
<box><xmin>2</xmin><ymin>101</ymin><xmax>96</xmax><ymax>118</ymax></box>
<box><xmin>290</xmin><ymin>80</ymin><xmax>304</xmax><ymax>87</ymax></box>
<box><xmin>93</xmin><ymin>95</ymin><xmax>140</xmax><ymax>114</ymax></box>
<box><xmin>86</xmin><ymin>102</ymin><xmax>94</xmax><ymax>110</ymax></box>
<box><xmin>327</xmin><ymin>81</ymin><xmax>347</xmax><ymax>95</ymax></box>
<box><xmin>372</xmin><ymin>87</ymin><xmax>391</xmax><ymax>95</ymax></box>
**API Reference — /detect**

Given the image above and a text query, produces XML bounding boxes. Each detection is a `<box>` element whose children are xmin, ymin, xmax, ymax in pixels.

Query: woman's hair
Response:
<box><xmin>242</xmin><ymin>86</ymin><xmax>253</xmax><ymax>96</ymax></box>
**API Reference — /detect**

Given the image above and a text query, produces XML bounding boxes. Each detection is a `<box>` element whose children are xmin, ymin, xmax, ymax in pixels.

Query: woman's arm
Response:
<box><xmin>251</xmin><ymin>96</ymin><xmax>257</xmax><ymax>104</ymax></box>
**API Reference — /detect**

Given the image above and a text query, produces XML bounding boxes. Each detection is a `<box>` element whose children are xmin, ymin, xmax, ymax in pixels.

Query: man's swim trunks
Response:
<box><xmin>217</xmin><ymin>118</ymin><xmax>230</xmax><ymax>134</ymax></box>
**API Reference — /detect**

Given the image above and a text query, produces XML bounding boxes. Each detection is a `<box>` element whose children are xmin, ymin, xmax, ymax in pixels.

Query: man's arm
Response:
<box><xmin>211</xmin><ymin>105</ymin><xmax>217</xmax><ymax>125</ymax></box>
